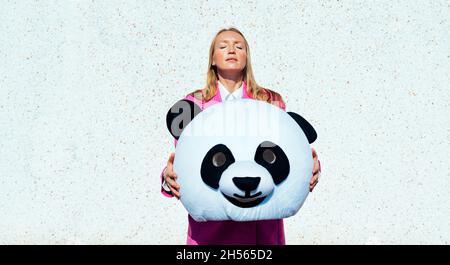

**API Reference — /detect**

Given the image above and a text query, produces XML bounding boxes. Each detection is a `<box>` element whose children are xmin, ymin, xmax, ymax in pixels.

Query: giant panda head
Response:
<box><xmin>166</xmin><ymin>99</ymin><xmax>317</xmax><ymax>222</ymax></box>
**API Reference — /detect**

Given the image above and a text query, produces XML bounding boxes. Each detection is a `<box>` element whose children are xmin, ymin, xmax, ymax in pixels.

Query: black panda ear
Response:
<box><xmin>287</xmin><ymin>112</ymin><xmax>317</xmax><ymax>144</ymax></box>
<box><xmin>166</xmin><ymin>99</ymin><xmax>202</xmax><ymax>140</ymax></box>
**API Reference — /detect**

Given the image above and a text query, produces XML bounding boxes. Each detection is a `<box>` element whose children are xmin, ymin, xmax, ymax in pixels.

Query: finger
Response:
<box><xmin>169</xmin><ymin>185</ymin><xmax>180</xmax><ymax>199</ymax></box>
<box><xmin>310</xmin><ymin>172</ymin><xmax>317</xmax><ymax>183</ymax></box>
<box><xmin>167</xmin><ymin>160</ymin><xmax>174</xmax><ymax>173</ymax></box>
<box><xmin>310</xmin><ymin>177</ymin><xmax>318</xmax><ymax>189</ymax></box>
<box><xmin>166</xmin><ymin>154</ymin><xmax>177</xmax><ymax>178</ymax></box>
<box><xmin>311</xmin><ymin>150</ymin><xmax>319</xmax><ymax>173</ymax></box>
<box><xmin>310</xmin><ymin>173</ymin><xmax>319</xmax><ymax>185</ymax></box>
<box><xmin>167</xmin><ymin>182</ymin><xmax>180</xmax><ymax>197</ymax></box>
<box><xmin>168</xmin><ymin>184</ymin><xmax>175</xmax><ymax>194</ymax></box>
<box><xmin>173</xmin><ymin>190</ymin><xmax>180</xmax><ymax>199</ymax></box>
<box><xmin>166</xmin><ymin>178</ymin><xmax>180</xmax><ymax>190</ymax></box>
<box><xmin>173</xmin><ymin>180</ymin><xmax>180</xmax><ymax>190</ymax></box>
<box><xmin>311</xmin><ymin>148</ymin><xmax>317</xmax><ymax>159</ymax></box>
<box><xmin>165</xmin><ymin>166</ymin><xmax>177</xmax><ymax>180</ymax></box>
<box><xmin>167</xmin><ymin>152</ymin><xmax>175</xmax><ymax>164</ymax></box>
<box><xmin>166</xmin><ymin>169</ymin><xmax>177</xmax><ymax>180</ymax></box>
<box><xmin>170</xmin><ymin>177</ymin><xmax>181</xmax><ymax>190</ymax></box>
<box><xmin>166</xmin><ymin>177</ymin><xmax>175</xmax><ymax>188</ymax></box>
<box><xmin>312</xmin><ymin>158</ymin><xmax>319</xmax><ymax>175</ymax></box>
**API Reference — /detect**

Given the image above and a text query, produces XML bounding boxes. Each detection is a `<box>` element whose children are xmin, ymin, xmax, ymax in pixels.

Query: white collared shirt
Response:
<box><xmin>218</xmin><ymin>81</ymin><xmax>243</xmax><ymax>101</ymax></box>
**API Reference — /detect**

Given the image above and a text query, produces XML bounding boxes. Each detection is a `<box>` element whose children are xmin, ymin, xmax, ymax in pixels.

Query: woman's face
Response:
<box><xmin>212</xmin><ymin>31</ymin><xmax>247</xmax><ymax>74</ymax></box>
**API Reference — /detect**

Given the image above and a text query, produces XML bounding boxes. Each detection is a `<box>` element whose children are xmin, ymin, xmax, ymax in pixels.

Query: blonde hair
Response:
<box><xmin>190</xmin><ymin>27</ymin><xmax>284</xmax><ymax>107</ymax></box>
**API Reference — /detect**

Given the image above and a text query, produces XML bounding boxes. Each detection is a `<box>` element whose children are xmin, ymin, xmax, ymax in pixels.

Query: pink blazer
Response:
<box><xmin>161</xmin><ymin>81</ymin><xmax>286</xmax><ymax>245</ymax></box>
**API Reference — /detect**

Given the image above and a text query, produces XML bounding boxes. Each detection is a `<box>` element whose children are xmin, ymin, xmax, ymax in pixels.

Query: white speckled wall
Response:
<box><xmin>0</xmin><ymin>0</ymin><xmax>449</xmax><ymax>244</ymax></box>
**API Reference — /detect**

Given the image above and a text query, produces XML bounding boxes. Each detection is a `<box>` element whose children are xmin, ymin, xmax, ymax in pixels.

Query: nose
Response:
<box><xmin>233</xmin><ymin>177</ymin><xmax>261</xmax><ymax>194</ymax></box>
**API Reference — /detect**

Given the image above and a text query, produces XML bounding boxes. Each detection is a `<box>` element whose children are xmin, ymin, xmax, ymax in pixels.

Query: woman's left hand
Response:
<box><xmin>310</xmin><ymin>148</ymin><xmax>321</xmax><ymax>192</ymax></box>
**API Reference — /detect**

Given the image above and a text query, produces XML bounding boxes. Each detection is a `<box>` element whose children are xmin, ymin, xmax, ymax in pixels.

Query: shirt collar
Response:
<box><xmin>218</xmin><ymin>81</ymin><xmax>243</xmax><ymax>101</ymax></box>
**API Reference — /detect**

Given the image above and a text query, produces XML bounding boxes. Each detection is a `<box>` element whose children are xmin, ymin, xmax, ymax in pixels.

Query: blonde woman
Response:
<box><xmin>161</xmin><ymin>28</ymin><xmax>321</xmax><ymax>245</ymax></box>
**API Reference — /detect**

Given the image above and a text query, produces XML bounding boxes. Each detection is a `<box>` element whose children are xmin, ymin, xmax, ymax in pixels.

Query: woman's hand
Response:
<box><xmin>310</xmin><ymin>148</ymin><xmax>321</xmax><ymax>192</ymax></box>
<box><xmin>164</xmin><ymin>153</ymin><xmax>181</xmax><ymax>199</ymax></box>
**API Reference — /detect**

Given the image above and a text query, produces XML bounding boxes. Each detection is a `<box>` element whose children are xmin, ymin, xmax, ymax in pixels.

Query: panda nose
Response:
<box><xmin>232</xmin><ymin>177</ymin><xmax>261</xmax><ymax>194</ymax></box>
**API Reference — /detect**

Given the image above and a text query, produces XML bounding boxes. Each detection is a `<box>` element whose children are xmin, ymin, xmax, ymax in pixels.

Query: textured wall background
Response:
<box><xmin>0</xmin><ymin>0</ymin><xmax>449</xmax><ymax>244</ymax></box>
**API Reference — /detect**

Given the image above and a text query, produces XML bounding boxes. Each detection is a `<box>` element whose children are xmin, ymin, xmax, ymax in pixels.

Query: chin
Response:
<box><xmin>219</xmin><ymin>66</ymin><xmax>245</xmax><ymax>72</ymax></box>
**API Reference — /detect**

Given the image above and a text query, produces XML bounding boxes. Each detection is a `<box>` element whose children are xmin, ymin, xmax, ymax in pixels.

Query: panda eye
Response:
<box><xmin>262</xmin><ymin>149</ymin><xmax>276</xmax><ymax>164</ymax></box>
<box><xmin>212</xmin><ymin>152</ymin><xmax>226</xmax><ymax>167</ymax></box>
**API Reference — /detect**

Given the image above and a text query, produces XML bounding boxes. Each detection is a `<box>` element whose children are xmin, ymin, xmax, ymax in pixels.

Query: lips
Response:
<box><xmin>226</xmin><ymin>58</ymin><xmax>237</xmax><ymax>62</ymax></box>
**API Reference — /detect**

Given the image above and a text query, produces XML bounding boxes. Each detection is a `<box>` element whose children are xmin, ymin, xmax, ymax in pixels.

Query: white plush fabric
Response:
<box><xmin>173</xmin><ymin>99</ymin><xmax>313</xmax><ymax>222</ymax></box>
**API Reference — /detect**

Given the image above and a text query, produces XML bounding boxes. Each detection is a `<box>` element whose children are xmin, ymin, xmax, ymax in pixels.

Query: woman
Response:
<box><xmin>161</xmin><ymin>28</ymin><xmax>321</xmax><ymax>245</ymax></box>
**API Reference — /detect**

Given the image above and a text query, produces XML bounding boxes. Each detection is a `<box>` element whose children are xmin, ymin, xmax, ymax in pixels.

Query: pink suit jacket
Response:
<box><xmin>161</xmin><ymin>81</ymin><xmax>286</xmax><ymax>245</ymax></box>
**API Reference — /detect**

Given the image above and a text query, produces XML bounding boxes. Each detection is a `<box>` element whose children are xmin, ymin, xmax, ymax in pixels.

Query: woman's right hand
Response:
<box><xmin>164</xmin><ymin>152</ymin><xmax>180</xmax><ymax>199</ymax></box>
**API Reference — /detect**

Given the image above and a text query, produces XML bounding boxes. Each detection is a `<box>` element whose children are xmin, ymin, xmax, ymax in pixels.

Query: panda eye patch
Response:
<box><xmin>201</xmin><ymin>144</ymin><xmax>235</xmax><ymax>189</ymax></box>
<box><xmin>254</xmin><ymin>141</ymin><xmax>290</xmax><ymax>185</ymax></box>
<box><xmin>212</xmin><ymin>152</ymin><xmax>226</xmax><ymax>167</ymax></box>
<box><xmin>262</xmin><ymin>149</ymin><xmax>276</xmax><ymax>164</ymax></box>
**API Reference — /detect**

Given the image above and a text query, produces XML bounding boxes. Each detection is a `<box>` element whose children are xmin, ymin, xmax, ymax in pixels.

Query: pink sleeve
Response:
<box><xmin>278</xmin><ymin>97</ymin><xmax>286</xmax><ymax>111</ymax></box>
<box><xmin>184</xmin><ymin>94</ymin><xmax>195</xmax><ymax>101</ymax></box>
<box><xmin>161</xmin><ymin>95</ymin><xmax>195</xmax><ymax>198</ymax></box>
<box><xmin>268</xmin><ymin>92</ymin><xmax>286</xmax><ymax>111</ymax></box>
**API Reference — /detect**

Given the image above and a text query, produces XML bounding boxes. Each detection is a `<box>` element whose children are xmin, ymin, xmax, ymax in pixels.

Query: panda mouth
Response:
<box><xmin>234</xmin><ymin>192</ymin><xmax>262</xmax><ymax>201</ymax></box>
<box><xmin>222</xmin><ymin>192</ymin><xmax>266</xmax><ymax>208</ymax></box>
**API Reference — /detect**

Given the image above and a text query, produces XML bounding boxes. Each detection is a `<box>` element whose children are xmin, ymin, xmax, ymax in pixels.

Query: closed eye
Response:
<box><xmin>218</xmin><ymin>43</ymin><xmax>244</xmax><ymax>50</ymax></box>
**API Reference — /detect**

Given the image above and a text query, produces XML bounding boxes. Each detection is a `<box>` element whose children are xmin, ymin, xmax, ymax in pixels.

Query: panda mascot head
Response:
<box><xmin>166</xmin><ymin>99</ymin><xmax>317</xmax><ymax>222</ymax></box>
